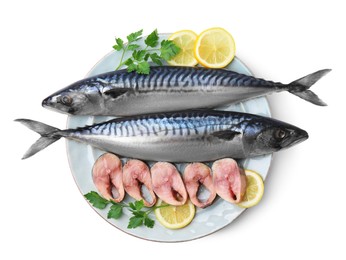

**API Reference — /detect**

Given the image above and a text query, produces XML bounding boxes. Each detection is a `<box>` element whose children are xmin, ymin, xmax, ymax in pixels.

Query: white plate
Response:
<box><xmin>66</xmin><ymin>34</ymin><xmax>272</xmax><ymax>242</ymax></box>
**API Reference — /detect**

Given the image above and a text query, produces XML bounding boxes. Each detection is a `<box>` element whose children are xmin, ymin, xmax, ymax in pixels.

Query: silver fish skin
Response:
<box><xmin>16</xmin><ymin>110</ymin><xmax>308</xmax><ymax>162</ymax></box>
<box><xmin>42</xmin><ymin>66</ymin><xmax>330</xmax><ymax>116</ymax></box>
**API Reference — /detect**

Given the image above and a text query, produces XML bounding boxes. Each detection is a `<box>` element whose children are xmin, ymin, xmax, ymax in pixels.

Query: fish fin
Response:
<box><xmin>103</xmin><ymin>88</ymin><xmax>133</xmax><ymax>99</ymax></box>
<box><xmin>211</xmin><ymin>130</ymin><xmax>241</xmax><ymax>141</ymax></box>
<box><xmin>288</xmin><ymin>69</ymin><xmax>331</xmax><ymax>106</ymax></box>
<box><xmin>290</xmin><ymin>90</ymin><xmax>327</xmax><ymax>106</ymax></box>
<box><xmin>21</xmin><ymin>136</ymin><xmax>60</xmax><ymax>159</ymax></box>
<box><xmin>15</xmin><ymin>119</ymin><xmax>59</xmax><ymax>135</ymax></box>
<box><xmin>15</xmin><ymin>119</ymin><xmax>61</xmax><ymax>159</ymax></box>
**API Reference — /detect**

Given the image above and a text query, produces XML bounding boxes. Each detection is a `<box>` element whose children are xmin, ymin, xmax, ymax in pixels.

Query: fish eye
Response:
<box><xmin>60</xmin><ymin>95</ymin><xmax>73</xmax><ymax>106</ymax></box>
<box><xmin>274</xmin><ymin>129</ymin><xmax>286</xmax><ymax>140</ymax></box>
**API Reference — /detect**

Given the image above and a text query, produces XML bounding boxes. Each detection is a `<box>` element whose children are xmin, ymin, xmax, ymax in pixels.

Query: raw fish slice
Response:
<box><xmin>92</xmin><ymin>153</ymin><xmax>124</xmax><ymax>203</ymax></box>
<box><xmin>183</xmin><ymin>163</ymin><xmax>216</xmax><ymax>208</ymax></box>
<box><xmin>151</xmin><ymin>162</ymin><xmax>187</xmax><ymax>206</ymax></box>
<box><xmin>212</xmin><ymin>158</ymin><xmax>247</xmax><ymax>203</ymax></box>
<box><xmin>122</xmin><ymin>159</ymin><xmax>156</xmax><ymax>207</ymax></box>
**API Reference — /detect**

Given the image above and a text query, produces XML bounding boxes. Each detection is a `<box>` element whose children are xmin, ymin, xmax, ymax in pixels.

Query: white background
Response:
<box><xmin>1</xmin><ymin>0</ymin><xmax>345</xmax><ymax>259</ymax></box>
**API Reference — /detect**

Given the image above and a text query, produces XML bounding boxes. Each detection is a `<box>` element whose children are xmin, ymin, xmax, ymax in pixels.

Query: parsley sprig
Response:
<box><xmin>84</xmin><ymin>191</ymin><xmax>166</xmax><ymax>229</ymax></box>
<box><xmin>113</xmin><ymin>29</ymin><xmax>181</xmax><ymax>74</ymax></box>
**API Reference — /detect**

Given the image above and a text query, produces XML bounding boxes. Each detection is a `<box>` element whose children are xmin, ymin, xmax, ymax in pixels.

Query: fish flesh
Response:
<box><xmin>212</xmin><ymin>158</ymin><xmax>247</xmax><ymax>204</ymax></box>
<box><xmin>151</xmin><ymin>162</ymin><xmax>187</xmax><ymax>206</ymax></box>
<box><xmin>183</xmin><ymin>163</ymin><xmax>216</xmax><ymax>208</ymax></box>
<box><xmin>42</xmin><ymin>66</ymin><xmax>330</xmax><ymax>116</ymax></box>
<box><xmin>122</xmin><ymin>159</ymin><xmax>156</xmax><ymax>207</ymax></box>
<box><xmin>92</xmin><ymin>153</ymin><xmax>124</xmax><ymax>203</ymax></box>
<box><xmin>15</xmin><ymin>110</ymin><xmax>308</xmax><ymax>161</ymax></box>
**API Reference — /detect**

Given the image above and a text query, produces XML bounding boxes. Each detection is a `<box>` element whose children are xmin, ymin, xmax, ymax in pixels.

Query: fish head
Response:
<box><xmin>244</xmin><ymin>119</ymin><xmax>309</xmax><ymax>156</ymax></box>
<box><xmin>42</xmin><ymin>83</ymin><xmax>102</xmax><ymax>115</ymax></box>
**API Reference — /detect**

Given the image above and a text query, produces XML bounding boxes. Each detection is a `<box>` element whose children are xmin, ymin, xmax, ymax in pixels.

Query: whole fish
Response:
<box><xmin>16</xmin><ymin>110</ymin><xmax>308</xmax><ymax>161</ymax></box>
<box><xmin>42</xmin><ymin>66</ymin><xmax>330</xmax><ymax>116</ymax></box>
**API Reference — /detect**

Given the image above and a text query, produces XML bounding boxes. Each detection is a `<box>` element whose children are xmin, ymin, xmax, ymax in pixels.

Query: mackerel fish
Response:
<box><xmin>42</xmin><ymin>66</ymin><xmax>330</xmax><ymax>116</ymax></box>
<box><xmin>16</xmin><ymin>110</ymin><xmax>308</xmax><ymax>162</ymax></box>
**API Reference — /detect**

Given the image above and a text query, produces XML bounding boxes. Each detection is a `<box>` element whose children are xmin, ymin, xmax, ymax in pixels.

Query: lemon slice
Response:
<box><xmin>237</xmin><ymin>170</ymin><xmax>264</xmax><ymax>208</ymax></box>
<box><xmin>194</xmin><ymin>27</ymin><xmax>236</xmax><ymax>68</ymax></box>
<box><xmin>168</xmin><ymin>30</ymin><xmax>198</xmax><ymax>66</ymax></box>
<box><xmin>154</xmin><ymin>199</ymin><xmax>195</xmax><ymax>229</ymax></box>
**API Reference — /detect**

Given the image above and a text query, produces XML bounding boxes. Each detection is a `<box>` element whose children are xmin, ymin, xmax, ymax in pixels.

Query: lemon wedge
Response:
<box><xmin>168</xmin><ymin>30</ymin><xmax>198</xmax><ymax>66</ymax></box>
<box><xmin>237</xmin><ymin>169</ymin><xmax>264</xmax><ymax>208</ymax></box>
<box><xmin>194</xmin><ymin>27</ymin><xmax>236</xmax><ymax>68</ymax></box>
<box><xmin>154</xmin><ymin>199</ymin><xmax>195</xmax><ymax>229</ymax></box>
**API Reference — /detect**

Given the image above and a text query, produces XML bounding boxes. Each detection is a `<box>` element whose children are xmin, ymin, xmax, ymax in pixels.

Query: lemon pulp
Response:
<box><xmin>154</xmin><ymin>199</ymin><xmax>195</xmax><ymax>229</ymax></box>
<box><xmin>237</xmin><ymin>169</ymin><xmax>264</xmax><ymax>208</ymax></box>
<box><xmin>194</xmin><ymin>27</ymin><xmax>236</xmax><ymax>68</ymax></box>
<box><xmin>168</xmin><ymin>30</ymin><xmax>198</xmax><ymax>66</ymax></box>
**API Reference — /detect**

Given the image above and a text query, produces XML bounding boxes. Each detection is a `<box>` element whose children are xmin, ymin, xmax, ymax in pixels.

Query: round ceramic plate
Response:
<box><xmin>66</xmin><ymin>34</ymin><xmax>272</xmax><ymax>242</ymax></box>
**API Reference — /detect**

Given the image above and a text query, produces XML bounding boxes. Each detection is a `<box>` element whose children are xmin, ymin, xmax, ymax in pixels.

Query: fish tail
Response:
<box><xmin>15</xmin><ymin>119</ymin><xmax>62</xmax><ymax>159</ymax></box>
<box><xmin>288</xmin><ymin>69</ymin><xmax>331</xmax><ymax>106</ymax></box>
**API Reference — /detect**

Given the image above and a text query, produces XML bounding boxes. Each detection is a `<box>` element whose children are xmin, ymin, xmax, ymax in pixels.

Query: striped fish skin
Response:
<box><xmin>42</xmin><ymin>66</ymin><xmax>329</xmax><ymax>116</ymax></box>
<box><xmin>16</xmin><ymin>110</ymin><xmax>308</xmax><ymax>161</ymax></box>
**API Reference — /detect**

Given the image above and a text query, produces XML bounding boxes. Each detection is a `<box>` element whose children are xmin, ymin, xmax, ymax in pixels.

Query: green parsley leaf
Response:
<box><xmin>137</xmin><ymin>61</ymin><xmax>150</xmax><ymax>74</ymax></box>
<box><xmin>160</xmin><ymin>40</ymin><xmax>181</xmax><ymax>61</ymax></box>
<box><xmin>86</xmin><ymin>191</ymin><xmax>162</xmax><ymax>229</ymax></box>
<box><xmin>127</xmin><ymin>44</ymin><xmax>140</xmax><ymax>51</ymax></box>
<box><xmin>112</xmin><ymin>44</ymin><xmax>122</xmax><ymax>51</ymax></box>
<box><xmin>116</xmin><ymin>38</ymin><xmax>124</xmax><ymax>48</ymax></box>
<box><xmin>150</xmin><ymin>53</ymin><xmax>163</xmax><ymax>65</ymax></box>
<box><xmin>127</xmin><ymin>29</ymin><xmax>143</xmax><ymax>43</ymax></box>
<box><xmin>145</xmin><ymin>29</ymin><xmax>159</xmax><ymax>47</ymax></box>
<box><xmin>112</xmin><ymin>38</ymin><xmax>124</xmax><ymax>51</ymax></box>
<box><xmin>114</xmin><ymin>29</ymin><xmax>181</xmax><ymax>74</ymax></box>
<box><xmin>128</xmin><ymin>201</ymin><xmax>140</xmax><ymax>210</ymax></box>
<box><xmin>127</xmin><ymin>63</ymin><xmax>137</xmax><ymax>72</ymax></box>
<box><xmin>130</xmin><ymin>210</ymin><xmax>146</xmax><ymax>218</ymax></box>
<box><xmin>107</xmin><ymin>204</ymin><xmax>123</xmax><ymax>219</ymax></box>
<box><xmin>124</xmin><ymin>58</ymin><xmax>134</xmax><ymax>66</ymax></box>
<box><xmin>84</xmin><ymin>191</ymin><xmax>110</xmax><ymax>209</ymax></box>
<box><xmin>144</xmin><ymin>216</ymin><xmax>155</xmax><ymax>228</ymax></box>
<box><xmin>128</xmin><ymin>216</ymin><xmax>144</xmax><ymax>229</ymax></box>
<box><xmin>134</xmin><ymin>200</ymin><xmax>144</xmax><ymax>211</ymax></box>
<box><xmin>132</xmin><ymin>50</ymin><xmax>146</xmax><ymax>61</ymax></box>
<box><xmin>144</xmin><ymin>53</ymin><xmax>150</xmax><ymax>61</ymax></box>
